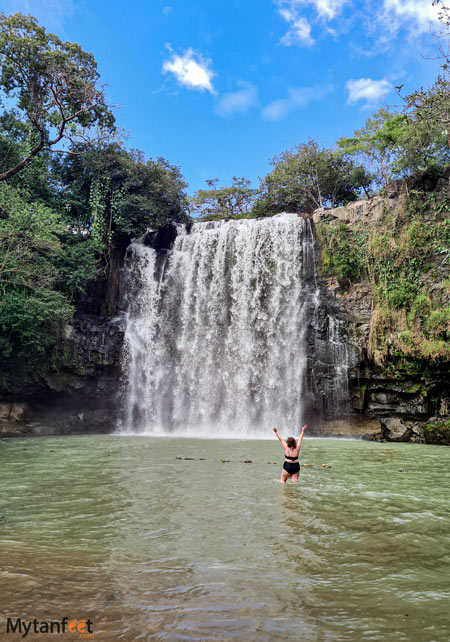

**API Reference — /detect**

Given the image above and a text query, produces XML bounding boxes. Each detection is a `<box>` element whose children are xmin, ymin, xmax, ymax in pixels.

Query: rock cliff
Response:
<box><xmin>313</xmin><ymin>171</ymin><xmax>450</xmax><ymax>443</ymax></box>
<box><xmin>0</xmin><ymin>316</ymin><xmax>124</xmax><ymax>437</ymax></box>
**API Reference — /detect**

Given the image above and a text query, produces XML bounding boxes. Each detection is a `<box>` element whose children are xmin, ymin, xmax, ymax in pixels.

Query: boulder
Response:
<box><xmin>313</xmin><ymin>196</ymin><xmax>390</xmax><ymax>225</ymax></box>
<box><xmin>0</xmin><ymin>402</ymin><xmax>27</xmax><ymax>422</ymax></box>
<box><xmin>0</xmin><ymin>420</ymin><xmax>32</xmax><ymax>437</ymax></box>
<box><xmin>380</xmin><ymin>417</ymin><xmax>409</xmax><ymax>441</ymax></box>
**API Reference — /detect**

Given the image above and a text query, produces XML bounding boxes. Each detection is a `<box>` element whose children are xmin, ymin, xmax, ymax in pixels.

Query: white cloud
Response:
<box><xmin>276</xmin><ymin>0</ymin><xmax>348</xmax><ymax>46</ymax></box>
<box><xmin>296</xmin><ymin>0</ymin><xmax>348</xmax><ymax>19</ymax></box>
<box><xmin>162</xmin><ymin>6</ymin><xmax>172</xmax><ymax>16</ymax></box>
<box><xmin>346</xmin><ymin>78</ymin><xmax>392</xmax><ymax>105</ymax></box>
<box><xmin>281</xmin><ymin>15</ymin><xmax>314</xmax><ymax>46</ymax></box>
<box><xmin>215</xmin><ymin>82</ymin><xmax>258</xmax><ymax>117</ymax></box>
<box><xmin>382</xmin><ymin>0</ymin><xmax>440</xmax><ymax>32</ymax></box>
<box><xmin>262</xmin><ymin>84</ymin><xmax>332</xmax><ymax>121</ymax></box>
<box><xmin>162</xmin><ymin>49</ymin><xmax>215</xmax><ymax>94</ymax></box>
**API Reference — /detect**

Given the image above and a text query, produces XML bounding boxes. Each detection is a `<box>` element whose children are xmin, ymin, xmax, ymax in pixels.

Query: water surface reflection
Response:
<box><xmin>1</xmin><ymin>436</ymin><xmax>449</xmax><ymax>641</ymax></box>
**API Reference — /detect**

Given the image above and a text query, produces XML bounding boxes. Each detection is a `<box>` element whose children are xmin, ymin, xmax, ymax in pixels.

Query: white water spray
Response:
<box><xmin>119</xmin><ymin>214</ymin><xmax>348</xmax><ymax>436</ymax></box>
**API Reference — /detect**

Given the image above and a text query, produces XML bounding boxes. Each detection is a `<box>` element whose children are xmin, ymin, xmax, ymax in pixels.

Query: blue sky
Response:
<box><xmin>0</xmin><ymin>0</ymin><xmax>445</xmax><ymax>193</ymax></box>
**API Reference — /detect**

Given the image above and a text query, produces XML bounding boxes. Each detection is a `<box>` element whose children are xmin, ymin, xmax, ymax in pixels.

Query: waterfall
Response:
<box><xmin>119</xmin><ymin>214</ymin><xmax>348</xmax><ymax>436</ymax></box>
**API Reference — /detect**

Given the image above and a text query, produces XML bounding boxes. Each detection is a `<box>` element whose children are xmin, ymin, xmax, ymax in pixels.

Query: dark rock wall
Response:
<box><xmin>0</xmin><ymin>315</ymin><xmax>124</xmax><ymax>437</ymax></box>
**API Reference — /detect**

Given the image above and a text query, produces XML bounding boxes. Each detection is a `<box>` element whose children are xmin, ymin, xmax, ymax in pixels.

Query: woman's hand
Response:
<box><xmin>273</xmin><ymin>427</ymin><xmax>278</xmax><ymax>433</ymax></box>
<box><xmin>301</xmin><ymin>425</ymin><xmax>307</xmax><ymax>432</ymax></box>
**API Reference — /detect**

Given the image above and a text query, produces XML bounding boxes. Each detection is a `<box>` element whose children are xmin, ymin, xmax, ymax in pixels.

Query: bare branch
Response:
<box><xmin>44</xmin><ymin>147</ymin><xmax>83</xmax><ymax>155</ymax></box>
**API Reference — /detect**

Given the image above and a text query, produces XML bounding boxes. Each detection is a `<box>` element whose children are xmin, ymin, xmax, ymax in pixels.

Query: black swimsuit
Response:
<box><xmin>283</xmin><ymin>454</ymin><xmax>300</xmax><ymax>475</ymax></box>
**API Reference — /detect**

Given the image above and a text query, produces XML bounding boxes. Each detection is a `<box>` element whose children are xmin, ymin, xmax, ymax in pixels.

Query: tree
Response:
<box><xmin>54</xmin><ymin>144</ymin><xmax>189</xmax><ymax>249</ymax></box>
<box><xmin>254</xmin><ymin>139</ymin><xmax>372</xmax><ymax>215</ymax></box>
<box><xmin>0</xmin><ymin>183</ymin><xmax>74</xmax><ymax>359</ymax></box>
<box><xmin>338</xmin><ymin>109</ymin><xmax>409</xmax><ymax>186</ymax></box>
<box><xmin>0</xmin><ymin>13</ymin><xmax>115</xmax><ymax>182</ymax></box>
<box><xmin>340</xmin><ymin>103</ymin><xmax>450</xmax><ymax>184</ymax></box>
<box><xmin>190</xmin><ymin>176</ymin><xmax>255</xmax><ymax>219</ymax></box>
<box><xmin>0</xmin><ymin>109</ymin><xmax>55</xmax><ymax>201</ymax></box>
<box><xmin>400</xmin><ymin>74</ymin><xmax>450</xmax><ymax>150</ymax></box>
<box><xmin>392</xmin><ymin>108</ymin><xmax>450</xmax><ymax>176</ymax></box>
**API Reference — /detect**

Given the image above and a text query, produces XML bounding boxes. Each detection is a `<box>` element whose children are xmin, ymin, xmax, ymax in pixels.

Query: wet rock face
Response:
<box><xmin>379</xmin><ymin>417</ymin><xmax>427</xmax><ymax>443</ymax></box>
<box><xmin>67</xmin><ymin>315</ymin><xmax>124</xmax><ymax>370</ymax></box>
<box><xmin>311</xmin><ymin>181</ymin><xmax>450</xmax><ymax>444</ymax></box>
<box><xmin>143</xmin><ymin>223</ymin><xmax>178</xmax><ymax>251</ymax></box>
<box><xmin>0</xmin><ymin>315</ymin><xmax>124</xmax><ymax>438</ymax></box>
<box><xmin>316</xmin><ymin>272</ymin><xmax>449</xmax><ymax>444</ymax></box>
<box><xmin>365</xmin><ymin>389</ymin><xmax>429</xmax><ymax>415</ymax></box>
<box><xmin>302</xmin><ymin>294</ymin><xmax>352</xmax><ymax>421</ymax></box>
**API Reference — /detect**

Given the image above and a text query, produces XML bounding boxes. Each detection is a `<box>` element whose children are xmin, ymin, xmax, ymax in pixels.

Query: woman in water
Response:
<box><xmin>273</xmin><ymin>425</ymin><xmax>307</xmax><ymax>483</ymax></box>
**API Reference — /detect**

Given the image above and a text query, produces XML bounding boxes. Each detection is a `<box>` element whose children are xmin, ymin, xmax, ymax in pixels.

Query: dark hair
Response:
<box><xmin>286</xmin><ymin>437</ymin><xmax>297</xmax><ymax>449</ymax></box>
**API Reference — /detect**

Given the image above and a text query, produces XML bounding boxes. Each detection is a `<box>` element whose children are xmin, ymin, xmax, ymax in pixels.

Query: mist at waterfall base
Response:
<box><xmin>119</xmin><ymin>214</ymin><xmax>348</xmax><ymax>437</ymax></box>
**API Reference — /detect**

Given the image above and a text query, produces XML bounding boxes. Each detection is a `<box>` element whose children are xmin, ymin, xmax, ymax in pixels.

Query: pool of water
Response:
<box><xmin>0</xmin><ymin>436</ymin><xmax>449</xmax><ymax>641</ymax></box>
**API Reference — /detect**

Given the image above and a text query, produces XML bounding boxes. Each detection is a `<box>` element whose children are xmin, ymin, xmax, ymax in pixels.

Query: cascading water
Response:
<box><xmin>119</xmin><ymin>214</ymin><xmax>348</xmax><ymax>436</ymax></box>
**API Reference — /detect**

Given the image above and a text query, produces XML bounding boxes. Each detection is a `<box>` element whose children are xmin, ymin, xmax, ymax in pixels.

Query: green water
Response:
<box><xmin>0</xmin><ymin>436</ymin><xmax>449</xmax><ymax>641</ymax></box>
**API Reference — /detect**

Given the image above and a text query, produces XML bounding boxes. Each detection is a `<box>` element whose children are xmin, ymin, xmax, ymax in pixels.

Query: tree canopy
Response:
<box><xmin>0</xmin><ymin>12</ymin><xmax>115</xmax><ymax>181</ymax></box>
<box><xmin>190</xmin><ymin>176</ymin><xmax>255</xmax><ymax>219</ymax></box>
<box><xmin>54</xmin><ymin>145</ymin><xmax>189</xmax><ymax>245</ymax></box>
<box><xmin>253</xmin><ymin>139</ymin><xmax>372</xmax><ymax>216</ymax></box>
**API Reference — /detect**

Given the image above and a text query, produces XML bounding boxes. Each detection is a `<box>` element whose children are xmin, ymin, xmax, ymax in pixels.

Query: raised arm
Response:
<box><xmin>296</xmin><ymin>425</ymin><xmax>307</xmax><ymax>454</ymax></box>
<box><xmin>273</xmin><ymin>427</ymin><xmax>287</xmax><ymax>449</ymax></box>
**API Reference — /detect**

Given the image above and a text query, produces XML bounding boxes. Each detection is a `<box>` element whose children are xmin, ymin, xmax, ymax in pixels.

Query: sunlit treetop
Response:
<box><xmin>0</xmin><ymin>12</ymin><xmax>116</xmax><ymax>181</ymax></box>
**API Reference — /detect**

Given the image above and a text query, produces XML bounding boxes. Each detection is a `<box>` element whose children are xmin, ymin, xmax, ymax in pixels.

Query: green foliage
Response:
<box><xmin>423</xmin><ymin>419</ymin><xmax>450</xmax><ymax>445</ymax></box>
<box><xmin>374</xmin><ymin>256</ymin><xmax>422</xmax><ymax>308</ymax></box>
<box><xmin>338</xmin><ymin>106</ymin><xmax>450</xmax><ymax>186</ymax></box>
<box><xmin>366</xmin><ymin>204</ymin><xmax>450</xmax><ymax>363</ymax></box>
<box><xmin>53</xmin><ymin>230</ymin><xmax>99</xmax><ymax>302</ymax></box>
<box><xmin>317</xmin><ymin>194</ymin><xmax>450</xmax><ymax>365</ymax></box>
<box><xmin>0</xmin><ymin>182</ymin><xmax>64</xmax><ymax>291</ymax></box>
<box><xmin>392</xmin><ymin>117</ymin><xmax>450</xmax><ymax>177</ymax></box>
<box><xmin>55</xmin><ymin>145</ymin><xmax>189</xmax><ymax>248</ymax></box>
<box><xmin>426</xmin><ymin>307</ymin><xmax>450</xmax><ymax>336</ymax></box>
<box><xmin>398</xmin><ymin>73</ymin><xmax>450</xmax><ymax>157</ymax></box>
<box><xmin>338</xmin><ymin>109</ymin><xmax>408</xmax><ymax>186</ymax></box>
<box><xmin>0</xmin><ymin>289</ymin><xmax>72</xmax><ymax>358</ymax></box>
<box><xmin>0</xmin><ymin>183</ymin><xmax>75</xmax><ymax>359</ymax></box>
<box><xmin>191</xmin><ymin>176</ymin><xmax>254</xmax><ymax>219</ymax></box>
<box><xmin>254</xmin><ymin>139</ymin><xmax>372</xmax><ymax>216</ymax></box>
<box><xmin>434</xmin><ymin>215</ymin><xmax>450</xmax><ymax>264</ymax></box>
<box><xmin>408</xmin><ymin>294</ymin><xmax>432</xmax><ymax>323</ymax></box>
<box><xmin>0</xmin><ymin>13</ymin><xmax>115</xmax><ymax>181</ymax></box>
<box><xmin>316</xmin><ymin>224</ymin><xmax>367</xmax><ymax>283</ymax></box>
